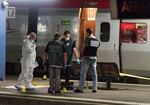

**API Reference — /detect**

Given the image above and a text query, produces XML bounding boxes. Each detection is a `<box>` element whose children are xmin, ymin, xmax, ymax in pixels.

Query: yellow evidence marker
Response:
<box><xmin>32</xmin><ymin>81</ymin><xmax>38</xmax><ymax>86</ymax></box>
<box><xmin>42</xmin><ymin>75</ymin><xmax>47</xmax><ymax>80</ymax></box>
<box><xmin>61</xmin><ymin>87</ymin><xmax>67</xmax><ymax>93</ymax></box>
<box><xmin>20</xmin><ymin>87</ymin><xmax>26</xmax><ymax>93</ymax></box>
<box><xmin>39</xmin><ymin>83</ymin><xmax>44</xmax><ymax>86</ymax></box>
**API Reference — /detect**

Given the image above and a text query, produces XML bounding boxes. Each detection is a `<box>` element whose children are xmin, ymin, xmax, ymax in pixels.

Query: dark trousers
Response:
<box><xmin>49</xmin><ymin>67</ymin><xmax>61</xmax><ymax>91</ymax></box>
<box><xmin>65</xmin><ymin>66</ymin><xmax>71</xmax><ymax>83</ymax></box>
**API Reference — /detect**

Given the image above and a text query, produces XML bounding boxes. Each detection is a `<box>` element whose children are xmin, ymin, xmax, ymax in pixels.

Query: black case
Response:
<box><xmin>60</xmin><ymin>82</ymin><xmax>74</xmax><ymax>90</ymax></box>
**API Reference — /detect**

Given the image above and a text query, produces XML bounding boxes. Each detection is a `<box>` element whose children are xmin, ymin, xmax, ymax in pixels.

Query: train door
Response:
<box><xmin>95</xmin><ymin>13</ymin><xmax>120</xmax><ymax>70</ymax></box>
<box><xmin>78</xmin><ymin>2</ymin><xmax>98</xmax><ymax>57</ymax></box>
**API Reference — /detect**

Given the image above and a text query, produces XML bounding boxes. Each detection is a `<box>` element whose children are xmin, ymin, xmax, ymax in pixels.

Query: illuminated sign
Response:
<box><xmin>110</xmin><ymin>0</ymin><xmax>150</xmax><ymax>19</ymax></box>
<box><xmin>61</xmin><ymin>20</ymin><xmax>71</xmax><ymax>26</ymax></box>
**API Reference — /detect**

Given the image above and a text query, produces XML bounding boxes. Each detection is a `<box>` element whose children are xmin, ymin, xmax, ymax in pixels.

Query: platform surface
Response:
<box><xmin>0</xmin><ymin>76</ymin><xmax>150</xmax><ymax>105</ymax></box>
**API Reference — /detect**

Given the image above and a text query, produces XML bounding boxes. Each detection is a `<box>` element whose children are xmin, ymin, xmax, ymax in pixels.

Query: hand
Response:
<box><xmin>63</xmin><ymin>64</ymin><xmax>67</xmax><ymax>70</ymax></box>
<box><xmin>33</xmin><ymin>42</ymin><xmax>36</xmax><ymax>45</ymax></box>
<box><xmin>76</xmin><ymin>58</ymin><xmax>80</xmax><ymax>64</ymax></box>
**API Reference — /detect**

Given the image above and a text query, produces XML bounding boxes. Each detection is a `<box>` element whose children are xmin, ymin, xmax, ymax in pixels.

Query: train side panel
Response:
<box><xmin>121</xmin><ymin>19</ymin><xmax>150</xmax><ymax>77</ymax></box>
<box><xmin>95</xmin><ymin>13</ymin><xmax>120</xmax><ymax>69</ymax></box>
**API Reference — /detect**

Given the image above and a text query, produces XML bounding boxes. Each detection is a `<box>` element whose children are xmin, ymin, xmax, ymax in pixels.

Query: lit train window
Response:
<box><xmin>120</xmin><ymin>23</ymin><xmax>147</xmax><ymax>44</ymax></box>
<box><xmin>100</xmin><ymin>22</ymin><xmax>110</xmax><ymax>42</ymax></box>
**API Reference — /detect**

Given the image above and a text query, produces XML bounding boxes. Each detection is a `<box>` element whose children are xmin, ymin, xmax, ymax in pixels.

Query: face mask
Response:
<box><xmin>31</xmin><ymin>40</ymin><xmax>35</xmax><ymax>43</ymax></box>
<box><xmin>65</xmin><ymin>37</ymin><xmax>70</xmax><ymax>41</ymax></box>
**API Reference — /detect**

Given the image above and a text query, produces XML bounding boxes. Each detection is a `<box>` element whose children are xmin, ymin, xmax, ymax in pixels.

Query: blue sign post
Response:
<box><xmin>0</xmin><ymin>0</ymin><xmax>6</xmax><ymax>81</ymax></box>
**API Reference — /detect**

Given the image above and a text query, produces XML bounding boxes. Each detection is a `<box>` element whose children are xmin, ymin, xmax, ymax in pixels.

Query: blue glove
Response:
<box><xmin>63</xmin><ymin>64</ymin><xmax>67</xmax><ymax>70</ymax></box>
<box><xmin>76</xmin><ymin>58</ymin><xmax>80</xmax><ymax>64</ymax></box>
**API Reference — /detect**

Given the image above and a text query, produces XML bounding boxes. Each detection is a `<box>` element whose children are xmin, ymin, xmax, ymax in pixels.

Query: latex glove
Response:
<box><xmin>63</xmin><ymin>64</ymin><xmax>67</xmax><ymax>70</ymax></box>
<box><xmin>33</xmin><ymin>42</ymin><xmax>36</xmax><ymax>45</ymax></box>
<box><xmin>76</xmin><ymin>58</ymin><xmax>80</xmax><ymax>64</ymax></box>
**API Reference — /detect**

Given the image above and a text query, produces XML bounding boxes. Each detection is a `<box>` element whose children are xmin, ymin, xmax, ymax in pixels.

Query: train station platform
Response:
<box><xmin>0</xmin><ymin>76</ymin><xmax>150</xmax><ymax>105</ymax></box>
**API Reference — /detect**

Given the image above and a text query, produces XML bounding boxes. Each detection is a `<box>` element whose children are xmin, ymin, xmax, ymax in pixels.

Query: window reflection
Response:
<box><xmin>120</xmin><ymin>23</ymin><xmax>147</xmax><ymax>44</ymax></box>
<box><xmin>38</xmin><ymin>17</ymin><xmax>47</xmax><ymax>33</ymax></box>
<box><xmin>38</xmin><ymin>23</ymin><xmax>47</xmax><ymax>32</ymax></box>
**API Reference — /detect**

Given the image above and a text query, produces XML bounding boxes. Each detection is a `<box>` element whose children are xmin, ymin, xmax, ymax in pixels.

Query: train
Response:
<box><xmin>5</xmin><ymin>0</ymin><xmax>150</xmax><ymax>83</ymax></box>
<box><xmin>96</xmin><ymin>13</ymin><xmax>150</xmax><ymax>78</ymax></box>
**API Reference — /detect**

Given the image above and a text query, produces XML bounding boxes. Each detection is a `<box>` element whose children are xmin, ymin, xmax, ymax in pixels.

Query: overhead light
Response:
<box><xmin>87</xmin><ymin>8</ymin><xmax>97</xmax><ymax>21</ymax></box>
<box><xmin>1</xmin><ymin>1</ymin><xmax>9</xmax><ymax>8</ymax></box>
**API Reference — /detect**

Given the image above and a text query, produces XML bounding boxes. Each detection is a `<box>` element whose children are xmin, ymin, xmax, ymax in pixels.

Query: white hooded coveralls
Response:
<box><xmin>17</xmin><ymin>38</ymin><xmax>37</xmax><ymax>88</ymax></box>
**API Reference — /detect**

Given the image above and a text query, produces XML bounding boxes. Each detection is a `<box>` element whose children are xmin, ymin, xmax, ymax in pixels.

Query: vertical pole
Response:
<box><xmin>106</xmin><ymin>79</ymin><xmax>111</xmax><ymax>90</ymax></box>
<box><xmin>27</xmin><ymin>7</ymin><xmax>39</xmax><ymax>54</ymax></box>
<box><xmin>119</xmin><ymin>19</ymin><xmax>123</xmax><ymax>73</ymax></box>
<box><xmin>27</xmin><ymin>7</ymin><xmax>39</xmax><ymax>34</ymax></box>
<box><xmin>0</xmin><ymin>0</ymin><xmax>6</xmax><ymax>81</ymax></box>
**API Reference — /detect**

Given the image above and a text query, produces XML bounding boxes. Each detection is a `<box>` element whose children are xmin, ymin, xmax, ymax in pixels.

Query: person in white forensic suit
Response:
<box><xmin>15</xmin><ymin>32</ymin><xmax>38</xmax><ymax>90</ymax></box>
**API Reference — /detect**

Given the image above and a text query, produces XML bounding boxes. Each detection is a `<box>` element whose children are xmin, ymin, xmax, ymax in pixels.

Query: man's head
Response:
<box><xmin>29</xmin><ymin>32</ymin><xmax>37</xmax><ymax>41</ymax></box>
<box><xmin>54</xmin><ymin>33</ymin><xmax>61</xmax><ymax>40</ymax></box>
<box><xmin>86</xmin><ymin>28</ymin><xmax>93</xmax><ymax>35</ymax></box>
<box><xmin>63</xmin><ymin>31</ymin><xmax>70</xmax><ymax>41</ymax></box>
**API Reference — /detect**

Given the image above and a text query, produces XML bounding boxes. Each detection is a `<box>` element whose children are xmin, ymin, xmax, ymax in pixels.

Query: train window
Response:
<box><xmin>120</xmin><ymin>23</ymin><xmax>147</xmax><ymax>44</ymax></box>
<box><xmin>100</xmin><ymin>22</ymin><xmax>110</xmax><ymax>42</ymax></box>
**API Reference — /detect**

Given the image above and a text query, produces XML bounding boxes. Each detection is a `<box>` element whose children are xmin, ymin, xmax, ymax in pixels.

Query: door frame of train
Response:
<box><xmin>119</xmin><ymin>19</ymin><xmax>123</xmax><ymax>73</ymax></box>
<box><xmin>78</xmin><ymin>7</ymin><xmax>97</xmax><ymax>57</ymax></box>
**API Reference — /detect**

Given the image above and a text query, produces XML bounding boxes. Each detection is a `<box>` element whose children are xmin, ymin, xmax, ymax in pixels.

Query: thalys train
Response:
<box><xmin>5</xmin><ymin>0</ymin><xmax>150</xmax><ymax>80</ymax></box>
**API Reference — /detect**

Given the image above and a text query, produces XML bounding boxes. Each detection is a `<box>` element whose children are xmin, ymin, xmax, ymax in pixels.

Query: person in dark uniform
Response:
<box><xmin>74</xmin><ymin>28</ymin><xmax>100</xmax><ymax>93</ymax></box>
<box><xmin>43</xmin><ymin>33</ymin><xmax>67</xmax><ymax>94</ymax></box>
<box><xmin>61</xmin><ymin>31</ymin><xmax>80</xmax><ymax>83</ymax></box>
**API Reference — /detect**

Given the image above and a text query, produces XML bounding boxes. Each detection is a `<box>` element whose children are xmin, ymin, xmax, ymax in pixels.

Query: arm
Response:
<box><xmin>42</xmin><ymin>52</ymin><xmax>48</xmax><ymax>65</ymax></box>
<box><xmin>63</xmin><ymin>52</ymin><xmax>67</xmax><ymax>65</ymax></box>
<box><xmin>42</xmin><ymin>43</ymin><xmax>49</xmax><ymax>65</ymax></box>
<box><xmin>62</xmin><ymin>43</ymin><xmax>67</xmax><ymax>65</ymax></box>
<box><xmin>73</xmin><ymin>47</ymin><xmax>79</xmax><ymax>58</ymax></box>
<box><xmin>24</xmin><ymin>39</ymin><xmax>36</xmax><ymax>53</ymax></box>
<box><xmin>80</xmin><ymin>43</ymin><xmax>85</xmax><ymax>58</ymax></box>
<box><xmin>72</xmin><ymin>41</ymin><xmax>80</xmax><ymax>64</ymax></box>
<box><xmin>73</xmin><ymin>47</ymin><xmax>80</xmax><ymax>64</ymax></box>
<box><xmin>72</xmin><ymin>40</ymin><xmax>79</xmax><ymax>58</ymax></box>
<box><xmin>80</xmin><ymin>37</ymin><xmax>88</xmax><ymax>58</ymax></box>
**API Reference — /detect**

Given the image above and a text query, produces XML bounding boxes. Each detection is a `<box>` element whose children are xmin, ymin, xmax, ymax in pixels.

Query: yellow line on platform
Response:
<box><xmin>120</xmin><ymin>73</ymin><xmax>150</xmax><ymax>80</ymax></box>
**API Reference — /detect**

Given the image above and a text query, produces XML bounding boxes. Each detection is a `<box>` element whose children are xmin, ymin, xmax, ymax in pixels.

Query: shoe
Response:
<box><xmin>92</xmin><ymin>90</ymin><xmax>97</xmax><ymax>93</ymax></box>
<box><xmin>26</xmin><ymin>87</ymin><xmax>35</xmax><ymax>90</ymax></box>
<box><xmin>15</xmin><ymin>85</ymin><xmax>22</xmax><ymax>91</ymax></box>
<box><xmin>74</xmin><ymin>89</ymin><xmax>83</xmax><ymax>93</ymax></box>
<box><xmin>55</xmin><ymin>90</ymin><xmax>61</xmax><ymax>94</ymax></box>
<box><xmin>48</xmin><ymin>88</ymin><xmax>53</xmax><ymax>94</ymax></box>
<box><xmin>48</xmin><ymin>90</ymin><xmax>53</xmax><ymax>94</ymax></box>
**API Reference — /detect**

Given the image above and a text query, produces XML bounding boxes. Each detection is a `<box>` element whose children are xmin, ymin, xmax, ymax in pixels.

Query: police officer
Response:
<box><xmin>74</xmin><ymin>28</ymin><xmax>100</xmax><ymax>93</ymax></box>
<box><xmin>43</xmin><ymin>33</ymin><xmax>67</xmax><ymax>94</ymax></box>
<box><xmin>15</xmin><ymin>32</ymin><xmax>38</xmax><ymax>90</ymax></box>
<box><xmin>61</xmin><ymin>31</ymin><xmax>80</xmax><ymax>83</ymax></box>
